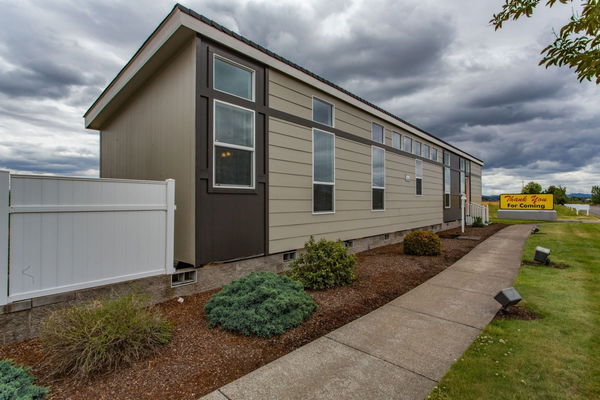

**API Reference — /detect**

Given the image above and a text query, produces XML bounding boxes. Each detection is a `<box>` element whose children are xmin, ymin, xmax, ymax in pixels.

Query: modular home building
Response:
<box><xmin>85</xmin><ymin>4</ymin><xmax>483</xmax><ymax>269</ymax></box>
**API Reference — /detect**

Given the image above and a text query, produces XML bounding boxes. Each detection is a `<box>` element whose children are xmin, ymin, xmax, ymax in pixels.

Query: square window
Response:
<box><xmin>214</xmin><ymin>101</ymin><xmax>254</xmax><ymax>147</ymax></box>
<box><xmin>392</xmin><ymin>132</ymin><xmax>401</xmax><ymax>149</ymax></box>
<box><xmin>313</xmin><ymin>98</ymin><xmax>333</xmax><ymax>126</ymax></box>
<box><xmin>372</xmin><ymin>188</ymin><xmax>384</xmax><ymax>210</ymax></box>
<box><xmin>215</xmin><ymin>146</ymin><xmax>253</xmax><ymax>186</ymax></box>
<box><xmin>314</xmin><ymin>184</ymin><xmax>334</xmax><ymax>213</ymax></box>
<box><xmin>403</xmin><ymin>136</ymin><xmax>412</xmax><ymax>153</ymax></box>
<box><xmin>213</xmin><ymin>56</ymin><xmax>254</xmax><ymax>100</ymax></box>
<box><xmin>372</xmin><ymin>123</ymin><xmax>384</xmax><ymax>143</ymax></box>
<box><xmin>414</xmin><ymin>141</ymin><xmax>421</xmax><ymax>156</ymax></box>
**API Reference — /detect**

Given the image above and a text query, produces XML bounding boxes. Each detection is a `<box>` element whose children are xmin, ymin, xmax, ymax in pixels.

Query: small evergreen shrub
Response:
<box><xmin>287</xmin><ymin>237</ymin><xmax>357</xmax><ymax>290</ymax></box>
<box><xmin>472</xmin><ymin>216</ymin><xmax>485</xmax><ymax>227</ymax></box>
<box><xmin>403</xmin><ymin>230</ymin><xmax>442</xmax><ymax>256</ymax></box>
<box><xmin>40</xmin><ymin>293</ymin><xmax>172</xmax><ymax>378</ymax></box>
<box><xmin>204</xmin><ymin>272</ymin><xmax>316</xmax><ymax>337</ymax></box>
<box><xmin>0</xmin><ymin>360</ymin><xmax>48</xmax><ymax>399</ymax></box>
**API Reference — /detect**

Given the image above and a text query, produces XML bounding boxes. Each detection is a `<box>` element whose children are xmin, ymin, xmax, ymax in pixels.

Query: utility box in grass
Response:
<box><xmin>534</xmin><ymin>246</ymin><xmax>551</xmax><ymax>264</ymax></box>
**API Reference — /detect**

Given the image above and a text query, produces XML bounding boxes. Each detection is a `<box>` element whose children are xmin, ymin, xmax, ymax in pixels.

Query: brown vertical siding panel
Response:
<box><xmin>99</xmin><ymin>39</ymin><xmax>196</xmax><ymax>265</ymax></box>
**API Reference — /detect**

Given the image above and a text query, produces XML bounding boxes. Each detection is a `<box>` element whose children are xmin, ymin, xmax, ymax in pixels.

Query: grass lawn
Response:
<box><xmin>428</xmin><ymin>223</ymin><xmax>600</xmax><ymax>400</ymax></box>
<box><xmin>484</xmin><ymin>201</ymin><xmax>599</xmax><ymax>224</ymax></box>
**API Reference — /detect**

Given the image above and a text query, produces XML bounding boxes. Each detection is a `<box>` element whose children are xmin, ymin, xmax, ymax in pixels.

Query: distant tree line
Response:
<box><xmin>521</xmin><ymin>181</ymin><xmax>600</xmax><ymax>205</ymax></box>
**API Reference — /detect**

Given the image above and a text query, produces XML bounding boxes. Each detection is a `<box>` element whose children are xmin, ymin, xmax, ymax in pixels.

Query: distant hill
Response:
<box><xmin>568</xmin><ymin>193</ymin><xmax>591</xmax><ymax>198</ymax></box>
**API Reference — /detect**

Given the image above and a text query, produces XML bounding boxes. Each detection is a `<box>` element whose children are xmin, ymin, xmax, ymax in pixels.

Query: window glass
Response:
<box><xmin>460</xmin><ymin>171</ymin><xmax>466</xmax><ymax>194</ymax></box>
<box><xmin>214</xmin><ymin>56</ymin><xmax>254</xmax><ymax>100</ymax></box>
<box><xmin>460</xmin><ymin>158</ymin><xmax>466</xmax><ymax>171</ymax></box>
<box><xmin>313</xmin><ymin>129</ymin><xmax>335</xmax><ymax>213</ymax></box>
<box><xmin>466</xmin><ymin>160</ymin><xmax>471</xmax><ymax>175</ymax></box>
<box><xmin>372</xmin><ymin>147</ymin><xmax>385</xmax><ymax>188</ymax></box>
<box><xmin>403</xmin><ymin>136</ymin><xmax>412</xmax><ymax>153</ymax></box>
<box><xmin>415</xmin><ymin>159</ymin><xmax>423</xmax><ymax>195</ymax></box>
<box><xmin>414</xmin><ymin>141</ymin><xmax>421</xmax><ymax>156</ymax></box>
<box><xmin>372</xmin><ymin>188</ymin><xmax>384</xmax><ymax>210</ymax></box>
<box><xmin>392</xmin><ymin>132</ymin><xmax>401</xmax><ymax>149</ymax></box>
<box><xmin>313</xmin><ymin>98</ymin><xmax>333</xmax><ymax>126</ymax></box>
<box><xmin>214</xmin><ymin>101</ymin><xmax>254</xmax><ymax>188</ymax></box>
<box><xmin>313</xmin><ymin>130</ymin><xmax>334</xmax><ymax>183</ymax></box>
<box><xmin>372</xmin><ymin>123</ymin><xmax>384</xmax><ymax>144</ymax></box>
<box><xmin>444</xmin><ymin>166</ymin><xmax>451</xmax><ymax>208</ymax></box>
<box><xmin>215</xmin><ymin>101</ymin><xmax>254</xmax><ymax>147</ymax></box>
<box><xmin>444</xmin><ymin>152</ymin><xmax>451</xmax><ymax>166</ymax></box>
<box><xmin>215</xmin><ymin>146</ymin><xmax>252</xmax><ymax>186</ymax></box>
<box><xmin>314</xmin><ymin>184</ymin><xmax>333</xmax><ymax>213</ymax></box>
<box><xmin>422</xmin><ymin>144</ymin><xmax>430</xmax><ymax>159</ymax></box>
<box><xmin>431</xmin><ymin>148</ymin><xmax>438</xmax><ymax>162</ymax></box>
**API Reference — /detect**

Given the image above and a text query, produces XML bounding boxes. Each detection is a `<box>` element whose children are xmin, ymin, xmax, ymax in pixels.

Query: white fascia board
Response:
<box><xmin>84</xmin><ymin>11</ymin><xmax>183</xmax><ymax>128</ymax></box>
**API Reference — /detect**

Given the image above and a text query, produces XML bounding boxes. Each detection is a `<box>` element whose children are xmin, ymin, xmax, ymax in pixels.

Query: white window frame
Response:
<box><xmin>422</xmin><ymin>144</ymin><xmax>430</xmax><ymax>159</ymax></box>
<box><xmin>312</xmin><ymin>96</ymin><xmax>335</xmax><ymax>128</ymax></box>
<box><xmin>415</xmin><ymin>159</ymin><xmax>423</xmax><ymax>196</ymax></box>
<box><xmin>392</xmin><ymin>132</ymin><xmax>401</xmax><ymax>150</ymax></box>
<box><xmin>444</xmin><ymin>167</ymin><xmax>451</xmax><ymax>208</ymax></box>
<box><xmin>312</xmin><ymin>128</ymin><xmax>336</xmax><ymax>215</ymax></box>
<box><xmin>212</xmin><ymin>99</ymin><xmax>256</xmax><ymax>189</ymax></box>
<box><xmin>372</xmin><ymin>146</ymin><xmax>385</xmax><ymax>211</ymax></box>
<box><xmin>213</xmin><ymin>54</ymin><xmax>256</xmax><ymax>102</ymax></box>
<box><xmin>372</xmin><ymin>122</ymin><xmax>384</xmax><ymax>144</ymax></box>
<box><xmin>431</xmin><ymin>148</ymin><xmax>438</xmax><ymax>162</ymax></box>
<box><xmin>403</xmin><ymin>136</ymin><xmax>412</xmax><ymax>153</ymax></box>
<box><xmin>413</xmin><ymin>141</ymin><xmax>422</xmax><ymax>156</ymax></box>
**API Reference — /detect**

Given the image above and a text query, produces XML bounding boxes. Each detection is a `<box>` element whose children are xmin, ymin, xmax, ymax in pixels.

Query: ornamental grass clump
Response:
<box><xmin>204</xmin><ymin>272</ymin><xmax>317</xmax><ymax>337</ymax></box>
<box><xmin>288</xmin><ymin>237</ymin><xmax>357</xmax><ymax>290</ymax></box>
<box><xmin>40</xmin><ymin>293</ymin><xmax>172</xmax><ymax>378</ymax></box>
<box><xmin>403</xmin><ymin>230</ymin><xmax>442</xmax><ymax>256</ymax></box>
<box><xmin>0</xmin><ymin>360</ymin><xmax>48</xmax><ymax>399</ymax></box>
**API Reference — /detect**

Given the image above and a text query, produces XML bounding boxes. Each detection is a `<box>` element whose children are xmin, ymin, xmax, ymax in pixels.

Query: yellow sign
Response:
<box><xmin>500</xmin><ymin>194</ymin><xmax>554</xmax><ymax>210</ymax></box>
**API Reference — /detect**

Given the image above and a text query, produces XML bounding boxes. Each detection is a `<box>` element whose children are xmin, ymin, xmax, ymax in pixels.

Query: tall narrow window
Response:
<box><xmin>414</xmin><ymin>141</ymin><xmax>421</xmax><ymax>156</ymax></box>
<box><xmin>213</xmin><ymin>55</ymin><xmax>254</xmax><ymax>101</ymax></box>
<box><xmin>460</xmin><ymin>158</ymin><xmax>466</xmax><ymax>195</ymax></box>
<box><xmin>313</xmin><ymin>98</ymin><xmax>333</xmax><ymax>127</ymax></box>
<box><xmin>213</xmin><ymin>100</ymin><xmax>255</xmax><ymax>188</ymax></box>
<box><xmin>372</xmin><ymin>123</ymin><xmax>384</xmax><ymax>144</ymax></box>
<box><xmin>392</xmin><ymin>132</ymin><xmax>401</xmax><ymax>149</ymax></box>
<box><xmin>403</xmin><ymin>136</ymin><xmax>412</xmax><ymax>153</ymax></box>
<box><xmin>313</xmin><ymin>129</ymin><xmax>335</xmax><ymax>213</ymax></box>
<box><xmin>422</xmin><ymin>144</ymin><xmax>430</xmax><ymax>159</ymax></box>
<box><xmin>415</xmin><ymin>159</ymin><xmax>423</xmax><ymax>196</ymax></box>
<box><xmin>431</xmin><ymin>148</ymin><xmax>438</xmax><ymax>162</ymax></box>
<box><xmin>372</xmin><ymin>146</ymin><xmax>385</xmax><ymax>210</ymax></box>
<box><xmin>444</xmin><ymin>152</ymin><xmax>451</xmax><ymax>166</ymax></box>
<box><xmin>444</xmin><ymin>167</ymin><xmax>451</xmax><ymax>208</ymax></box>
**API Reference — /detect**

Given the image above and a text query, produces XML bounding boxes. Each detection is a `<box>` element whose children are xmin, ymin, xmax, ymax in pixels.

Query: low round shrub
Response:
<box><xmin>0</xmin><ymin>360</ymin><xmax>48</xmax><ymax>399</ymax></box>
<box><xmin>40</xmin><ymin>293</ymin><xmax>172</xmax><ymax>378</ymax></box>
<box><xmin>287</xmin><ymin>237</ymin><xmax>357</xmax><ymax>290</ymax></box>
<box><xmin>403</xmin><ymin>230</ymin><xmax>442</xmax><ymax>256</ymax></box>
<box><xmin>204</xmin><ymin>272</ymin><xmax>317</xmax><ymax>337</ymax></box>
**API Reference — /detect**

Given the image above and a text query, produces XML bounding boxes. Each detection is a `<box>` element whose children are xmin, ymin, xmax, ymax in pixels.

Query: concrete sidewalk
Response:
<box><xmin>201</xmin><ymin>224</ymin><xmax>533</xmax><ymax>400</ymax></box>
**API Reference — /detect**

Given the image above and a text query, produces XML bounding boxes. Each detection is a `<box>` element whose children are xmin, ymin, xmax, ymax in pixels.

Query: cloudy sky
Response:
<box><xmin>0</xmin><ymin>0</ymin><xmax>598</xmax><ymax>194</ymax></box>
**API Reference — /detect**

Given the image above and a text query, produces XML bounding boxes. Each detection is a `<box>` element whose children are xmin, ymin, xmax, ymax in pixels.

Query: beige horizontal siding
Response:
<box><xmin>269</xmin><ymin>116</ymin><xmax>443</xmax><ymax>253</ymax></box>
<box><xmin>471</xmin><ymin>175</ymin><xmax>483</xmax><ymax>204</ymax></box>
<box><xmin>268</xmin><ymin>69</ymin><xmax>443</xmax><ymax>162</ymax></box>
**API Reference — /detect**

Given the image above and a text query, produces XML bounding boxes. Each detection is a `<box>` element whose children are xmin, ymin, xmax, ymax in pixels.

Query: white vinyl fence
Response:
<box><xmin>564</xmin><ymin>203</ymin><xmax>590</xmax><ymax>216</ymax></box>
<box><xmin>466</xmin><ymin>202</ymin><xmax>489</xmax><ymax>225</ymax></box>
<box><xmin>0</xmin><ymin>171</ymin><xmax>175</xmax><ymax>305</ymax></box>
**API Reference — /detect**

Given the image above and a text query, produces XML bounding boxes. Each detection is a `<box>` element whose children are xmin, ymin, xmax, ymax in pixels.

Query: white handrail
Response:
<box><xmin>466</xmin><ymin>202</ymin><xmax>490</xmax><ymax>225</ymax></box>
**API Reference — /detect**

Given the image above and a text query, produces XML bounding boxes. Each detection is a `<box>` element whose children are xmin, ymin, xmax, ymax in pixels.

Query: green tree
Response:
<box><xmin>522</xmin><ymin>181</ymin><xmax>543</xmax><ymax>194</ymax></box>
<box><xmin>592</xmin><ymin>185</ymin><xmax>600</xmax><ymax>204</ymax></box>
<box><xmin>545</xmin><ymin>185</ymin><xmax>568</xmax><ymax>204</ymax></box>
<box><xmin>491</xmin><ymin>0</ymin><xmax>600</xmax><ymax>83</ymax></box>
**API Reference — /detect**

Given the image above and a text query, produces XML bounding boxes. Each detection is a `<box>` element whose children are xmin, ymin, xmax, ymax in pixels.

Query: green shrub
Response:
<box><xmin>287</xmin><ymin>237</ymin><xmax>357</xmax><ymax>290</ymax></box>
<box><xmin>403</xmin><ymin>230</ymin><xmax>442</xmax><ymax>256</ymax></box>
<box><xmin>472</xmin><ymin>216</ymin><xmax>485</xmax><ymax>227</ymax></box>
<box><xmin>0</xmin><ymin>360</ymin><xmax>48</xmax><ymax>399</ymax></box>
<box><xmin>204</xmin><ymin>272</ymin><xmax>316</xmax><ymax>337</ymax></box>
<box><xmin>40</xmin><ymin>293</ymin><xmax>172</xmax><ymax>378</ymax></box>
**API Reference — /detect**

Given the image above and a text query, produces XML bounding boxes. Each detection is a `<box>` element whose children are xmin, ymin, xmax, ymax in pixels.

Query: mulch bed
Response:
<box><xmin>493</xmin><ymin>304</ymin><xmax>541</xmax><ymax>321</ymax></box>
<box><xmin>0</xmin><ymin>223</ymin><xmax>506</xmax><ymax>400</ymax></box>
